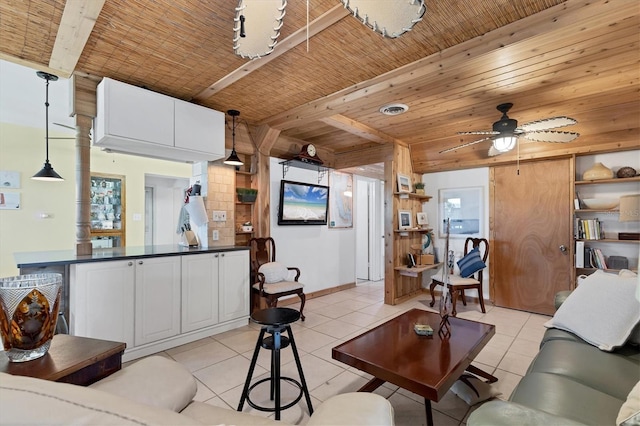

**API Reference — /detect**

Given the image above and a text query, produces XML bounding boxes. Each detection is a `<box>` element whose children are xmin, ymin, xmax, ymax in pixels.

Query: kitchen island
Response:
<box><xmin>15</xmin><ymin>245</ymin><xmax>250</xmax><ymax>361</ymax></box>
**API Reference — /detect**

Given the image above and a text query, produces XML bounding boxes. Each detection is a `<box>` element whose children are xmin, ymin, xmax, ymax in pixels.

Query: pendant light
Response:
<box><xmin>32</xmin><ymin>71</ymin><xmax>64</xmax><ymax>181</ymax></box>
<box><xmin>224</xmin><ymin>109</ymin><xmax>244</xmax><ymax>166</ymax></box>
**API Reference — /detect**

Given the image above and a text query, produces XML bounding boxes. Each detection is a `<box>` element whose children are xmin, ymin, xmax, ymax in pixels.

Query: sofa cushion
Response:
<box><xmin>0</xmin><ymin>372</ymin><xmax>199</xmax><ymax>425</ymax></box>
<box><xmin>510</xmin><ymin>372</ymin><xmax>624</xmax><ymax>426</ymax></box>
<box><xmin>182</xmin><ymin>401</ymin><xmax>281</xmax><ymax>425</ymax></box>
<box><xmin>526</xmin><ymin>340</ymin><xmax>640</xmax><ymax>401</ymax></box>
<box><xmin>305</xmin><ymin>393</ymin><xmax>395</xmax><ymax>426</ymax></box>
<box><xmin>90</xmin><ymin>355</ymin><xmax>197</xmax><ymax>412</ymax></box>
<box><xmin>617</xmin><ymin>380</ymin><xmax>640</xmax><ymax>426</ymax></box>
<box><xmin>468</xmin><ymin>400</ymin><xmax>585</xmax><ymax>425</ymax></box>
<box><xmin>544</xmin><ymin>270</ymin><xmax>640</xmax><ymax>351</ymax></box>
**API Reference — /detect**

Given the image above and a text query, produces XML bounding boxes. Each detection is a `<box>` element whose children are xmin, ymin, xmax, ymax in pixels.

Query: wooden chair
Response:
<box><xmin>249</xmin><ymin>237</ymin><xmax>306</xmax><ymax>321</ymax></box>
<box><xmin>429</xmin><ymin>237</ymin><xmax>488</xmax><ymax>316</ymax></box>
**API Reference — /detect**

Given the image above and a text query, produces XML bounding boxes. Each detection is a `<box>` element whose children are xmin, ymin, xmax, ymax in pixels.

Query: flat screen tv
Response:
<box><xmin>278</xmin><ymin>180</ymin><xmax>329</xmax><ymax>225</ymax></box>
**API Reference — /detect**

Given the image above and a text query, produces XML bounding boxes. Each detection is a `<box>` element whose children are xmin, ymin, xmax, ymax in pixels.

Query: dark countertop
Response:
<box><xmin>14</xmin><ymin>245</ymin><xmax>249</xmax><ymax>268</ymax></box>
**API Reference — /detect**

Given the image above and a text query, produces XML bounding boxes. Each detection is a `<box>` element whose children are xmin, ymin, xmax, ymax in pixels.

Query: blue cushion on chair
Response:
<box><xmin>457</xmin><ymin>247</ymin><xmax>486</xmax><ymax>278</ymax></box>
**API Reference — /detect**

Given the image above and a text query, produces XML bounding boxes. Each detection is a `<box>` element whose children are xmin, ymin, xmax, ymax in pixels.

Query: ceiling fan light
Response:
<box><xmin>493</xmin><ymin>135</ymin><xmax>517</xmax><ymax>152</ymax></box>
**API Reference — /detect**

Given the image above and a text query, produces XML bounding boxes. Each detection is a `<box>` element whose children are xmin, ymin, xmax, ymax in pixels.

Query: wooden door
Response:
<box><xmin>490</xmin><ymin>159</ymin><xmax>573</xmax><ymax>315</ymax></box>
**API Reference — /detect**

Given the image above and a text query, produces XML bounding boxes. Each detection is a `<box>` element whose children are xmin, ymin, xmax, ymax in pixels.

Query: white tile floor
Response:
<box><xmin>136</xmin><ymin>281</ymin><xmax>551</xmax><ymax>425</ymax></box>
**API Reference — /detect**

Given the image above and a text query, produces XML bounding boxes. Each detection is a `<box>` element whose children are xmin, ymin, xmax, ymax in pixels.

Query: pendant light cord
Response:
<box><xmin>45</xmin><ymin>77</ymin><xmax>50</xmax><ymax>163</ymax></box>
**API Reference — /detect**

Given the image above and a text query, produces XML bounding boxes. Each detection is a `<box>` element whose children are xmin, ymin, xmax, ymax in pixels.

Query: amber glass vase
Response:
<box><xmin>0</xmin><ymin>274</ymin><xmax>62</xmax><ymax>362</ymax></box>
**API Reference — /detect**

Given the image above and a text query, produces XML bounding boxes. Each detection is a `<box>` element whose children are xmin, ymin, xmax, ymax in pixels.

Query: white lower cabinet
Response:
<box><xmin>71</xmin><ymin>260</ymin><xmax>135</xmax><ymax>348</ymax></box>
<box><xmin>219</xmin><ymin>251</ymin><xmax>250</xmax><ymax>322</ymax></box>
<box><xmin>70</xmin><ymin>250</ymin><xmax>249</xmax><ymax>361</ymax></box>
<box><xmin>181</xmin><ymin>253</ymin><xmax>220</xmax><ymax>333</ymax></box>
<box><xmin>134</xmin><ymin>257</ymin><xmax>181</xmax><ymax>346</ymax></box>
<box><xmin>181</xmin><ymin>250</ymin><xmax>249</xmax><ymax>332</ymax></box>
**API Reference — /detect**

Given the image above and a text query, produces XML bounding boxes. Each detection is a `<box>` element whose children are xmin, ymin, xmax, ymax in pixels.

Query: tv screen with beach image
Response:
<box><xmin>278</xmin><ymin>180</ymin><xmax>329</xmax><ymax>225</ymax></box>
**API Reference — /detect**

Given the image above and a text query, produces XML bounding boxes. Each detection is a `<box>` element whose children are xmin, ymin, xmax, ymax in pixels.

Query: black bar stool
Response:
<box><xmin>237</xmin><ymin>307</ymin><xmax>313</xmax><ymax>420</ymax></box>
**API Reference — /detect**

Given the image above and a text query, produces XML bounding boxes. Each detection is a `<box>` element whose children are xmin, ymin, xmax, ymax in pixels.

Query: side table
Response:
<box><xmin>0</xmin><ymin>334</ymin><xmax>126</xmax><ymax>386</ymax></box>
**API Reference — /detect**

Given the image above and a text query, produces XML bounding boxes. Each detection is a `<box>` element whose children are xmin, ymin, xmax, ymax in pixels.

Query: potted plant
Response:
<box><xmin>242</xmin><ymin>221</ymin><xmax>253</xmax><ymax>232</ymax></box>
<box><xmin>414</xmin><ymin>182</ymin><xmax>425</xmax><ymax>195</ymax></box>
<box><xmin>236</xmin><ymin>187</ymin><xmax>258</xmax><ymax>203</ymax></box>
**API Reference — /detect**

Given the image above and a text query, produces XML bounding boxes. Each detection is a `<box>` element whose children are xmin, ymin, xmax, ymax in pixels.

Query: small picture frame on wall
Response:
<box><xmin>397</xmin><ymin>173</ymin><xmax>412</xmax><ymax>193</ymax></box>
<box><xmin>416</xmin><ymin>212</ymin><xmax>428</xmax><ymax>226</ymax></box>
<box><xmin>398</xmin><ymin>209</ymin><xmax>412</xmax><ymax>230</ymax></box>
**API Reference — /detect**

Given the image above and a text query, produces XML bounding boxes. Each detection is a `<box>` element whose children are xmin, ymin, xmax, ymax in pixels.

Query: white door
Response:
<box><xmin>181</xmin><ymin>253</ymin><xmax>219</xmax><ymax>332</ymax></box>
<box><xmin>71</xmin><ymin>261</ymin><xmax>135</xmax><ymax>348</ymax></box>
<box><xmin>356</xmin><ymin>178</ymin><xmax>370</xmax><ymax>280</ymax></box>
<box><xmin>134</xmin><ymin>256</ymin><xmax>181</xmax><ymax>345</ymax></box>
<box><xmin>219</xmin><ymin>250</ymin><xmax>250</xmax><ymax>322</ymax></box>
<box><xmin>355</xmin><ymin>177</ymin><xmax>385</xmax><ymax>282</ymax></box>
<box><xmin>144</xmin><ymin>187</ymin><xmax>154</xmax><ymax>246</ymax></box>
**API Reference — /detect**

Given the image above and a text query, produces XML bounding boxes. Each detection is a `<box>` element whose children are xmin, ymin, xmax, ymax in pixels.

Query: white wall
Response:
<box><xmin>145</xmin><ymin>175</ymin><xmax>189</xmax><ymax>246</ymax></box>
<box><xmin>270</xmin><ymin>158</ymin><xmax>356</xmax><ymax>294</ymax></box>
<box><xmin>421</xmin><ymin>168</ymin><xmax>491</xmax><ymax>297</ymax></box>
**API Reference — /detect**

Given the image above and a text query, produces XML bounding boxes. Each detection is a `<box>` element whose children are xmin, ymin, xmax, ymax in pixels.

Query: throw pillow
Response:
<box><xmin>544</xmin><ymin>270</ymin><xmax>640</xmax><ymax>351</ymax></box>
<box><xmin>450</xmin><ymin>374</ymin><xmax>501</xmax><ymax>405</ymax></box>
<box><xmin>457</xmin><ymin>247</ymin><xmax>486</xmax><ymax>278</ymax></box>
<box><xmin>617</xmin><ymin>380</ymin><xmax>640</xmax><ymax>426</ymax></box>
<box><xmin>258</xmin><ymin>262</ymin><xmax>289</xmax><ymax>283</ymax></box>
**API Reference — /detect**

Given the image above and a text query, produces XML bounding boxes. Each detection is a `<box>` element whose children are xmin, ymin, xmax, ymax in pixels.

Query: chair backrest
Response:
<box><xmin>249</xmin><ymin>237</ymin><xmax>276</xmax><ymax>276</ymax></box>
<box><xmin>464</xmin><ymin>237</ymin><xmax>489</xmax><ymax>262</ymax></box>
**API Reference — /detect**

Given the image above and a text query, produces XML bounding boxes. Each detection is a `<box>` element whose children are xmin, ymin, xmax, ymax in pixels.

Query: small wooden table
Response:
<box><xmin>0</xmin><ymin>334</ymin><xmax>126</xmax><ymax>386</ymax></box>
<box><xmin>332</xmin><ymin>309</ymin><xmax>496</xmax><ymax>426</ymax></box>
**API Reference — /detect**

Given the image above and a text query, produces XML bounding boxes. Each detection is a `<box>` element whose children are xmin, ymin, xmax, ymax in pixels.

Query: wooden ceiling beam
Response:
<box><xmin>263</xmin><ymin>0</ymin><xmax>634</xmax><ymax>130</ymax></box>
<box><xmin>49</xmin><ymin>0</ymin><xmax>106</xmax><ymax>75</ymax></box>
<box><xmin>319</xmin><ymin>114</ymin><xmax>403</xmax><ymax>145</ymax></box>
<box><xmin>193</xmin><ymin>4</ymin><xmax>349</xmax><ymax>102</ymax></box>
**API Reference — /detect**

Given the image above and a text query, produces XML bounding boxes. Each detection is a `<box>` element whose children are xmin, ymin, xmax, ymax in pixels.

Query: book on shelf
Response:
<box><xmin>586</xmin><ymin>247</ymin><xmax>608</xmax><ymax>269</ymax></box>
<box><xmin>575</xmin><ymin>241</ymin><xmax>584</xmax><ymax>268</ymax></box>
<box><xmin>575</xmin><ymin>218</ymin><xmax>604</xmax><ymax>240</ymax></box>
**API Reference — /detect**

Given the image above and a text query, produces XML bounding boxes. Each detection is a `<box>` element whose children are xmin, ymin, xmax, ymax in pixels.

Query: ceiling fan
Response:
<box><xmin>441</xmin><ymin>103</ymin><xmax>580</xmax><ymax>156</ymax></box>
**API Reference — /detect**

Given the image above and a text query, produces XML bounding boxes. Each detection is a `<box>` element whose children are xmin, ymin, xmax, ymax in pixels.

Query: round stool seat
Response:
<box><xmin>251</xmin><ymin>307</ymin><xmax>300</xmax><ymax>326</ymax></box>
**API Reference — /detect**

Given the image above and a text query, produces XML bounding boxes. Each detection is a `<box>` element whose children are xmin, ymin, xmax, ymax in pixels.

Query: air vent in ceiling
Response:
<box><xmin>379</xmin><ymin>103</ymin><xmax>409</xmax><ymax>116</ymax></box>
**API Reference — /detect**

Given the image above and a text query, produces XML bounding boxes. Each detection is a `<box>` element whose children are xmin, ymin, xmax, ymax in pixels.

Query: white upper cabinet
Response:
<box><xmin>95</xmin><ymin>78</ymin><xmax>224</xmax><ymax>162</ymax></box>
<box><xmin>175</xmin><ymin>101</ymin><xmax>225</xmax><ymax>158</ymax></box>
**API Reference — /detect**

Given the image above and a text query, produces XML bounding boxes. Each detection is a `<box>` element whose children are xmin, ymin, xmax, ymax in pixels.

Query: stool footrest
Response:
<box><xmin>246</xmin><ymin>376</ymin><xmax>304</xmax><ymax>412</ymax></box>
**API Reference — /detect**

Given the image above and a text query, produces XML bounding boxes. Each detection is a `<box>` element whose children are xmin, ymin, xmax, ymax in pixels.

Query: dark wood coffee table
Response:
<box><xmin>332</xmin><ymin>308</ymin><xmax>496</xmax><ymax>426</ymax></box>
<box><xmin>0</xmin><ymin>334</ymin><xmax>126</xmax><ymax>386</ymax></box>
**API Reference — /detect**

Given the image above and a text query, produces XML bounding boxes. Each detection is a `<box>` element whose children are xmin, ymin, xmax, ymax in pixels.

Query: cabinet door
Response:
<box><xmin>134</xmin><ymin>257</ymin><xmax>181</xmax><ymax>346</ymax></box>
<box><xmin>174</xmin><ymin>101</ymin><xmax>225</xmax><ymax>157</ymax></box>
<box><xmin>71</xmin><ymin>261</ymin><xmax>135</xmax><ymax>348</ymax></box>
<box><xmin>104</xmin><ymin>78</ymin><xmax>174</xmax><ymax>147</ymax></box>
<box><xmin>181</xmin><ymin>253</ymin><xmax>219</xmax><ymax>333</ymax></box>
<box><xmin>219</xmin><ymin>251</ymin><xmax>250</xmax><ymax>322</ymax></box>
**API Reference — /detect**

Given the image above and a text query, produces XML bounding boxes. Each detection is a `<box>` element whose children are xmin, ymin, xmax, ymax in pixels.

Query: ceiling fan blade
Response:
<box><xmin>54</xmin><ymin>122</ymin><xmax>75</xmax><ymax>130</ymax></box>
<box><xmin>440</xmin><ymin>136</ymin><xmax>493</xmax><ymax>154</ymax></box>
<box><xmin>523</xmin><ymin>131</ymin><xmax>580</xmax><ymax>143</ymax></box>
<box><xmin>457</xmin><ymin>131</ymin><xmax>499</xmax><ymax>135</ymax></box>
<box><xmin>518</xmin><ymin>116</ymin><xmax>577</xmax><ymax>132</ymax></box>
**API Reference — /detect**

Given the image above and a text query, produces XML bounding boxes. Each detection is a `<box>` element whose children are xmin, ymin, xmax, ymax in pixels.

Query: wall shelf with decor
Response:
<box><xmin>393</xmin><ymin>191</ymin><xmax>432</xmax><ymax>201</ymax></box>
<box><xmin>280</xmin><ymin>159</ymin><xmax>328</xmax><ymax>183</ymax></box>
<box><xmin>572</xmin><ymin>154</ymin><xmax>639</xmax><ymax>282</ymax></box>
<box><xmin>234</xmin><ymin>153</ymin><xmax>256</xmax><ymax>246</ymax></box>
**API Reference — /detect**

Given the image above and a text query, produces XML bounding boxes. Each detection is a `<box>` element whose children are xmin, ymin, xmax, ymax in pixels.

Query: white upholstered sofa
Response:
<box><xmin>0</xmin><ymin>355</ymin><xmax>394</xmax><ymax>425</ymax></box>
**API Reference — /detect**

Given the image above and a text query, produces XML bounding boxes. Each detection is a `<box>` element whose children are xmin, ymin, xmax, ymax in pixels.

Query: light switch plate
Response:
<box><xmin>212</xmin><ymin>211</ymin><xmax>226</xmax><ymax>222</ymax></box>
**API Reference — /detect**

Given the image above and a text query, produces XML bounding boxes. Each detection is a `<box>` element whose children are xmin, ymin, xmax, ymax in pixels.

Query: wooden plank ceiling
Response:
<box><xmin>0</xmin><ymin>0</ymin><xmax>637</xmax><ymax>174</ymax></box>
